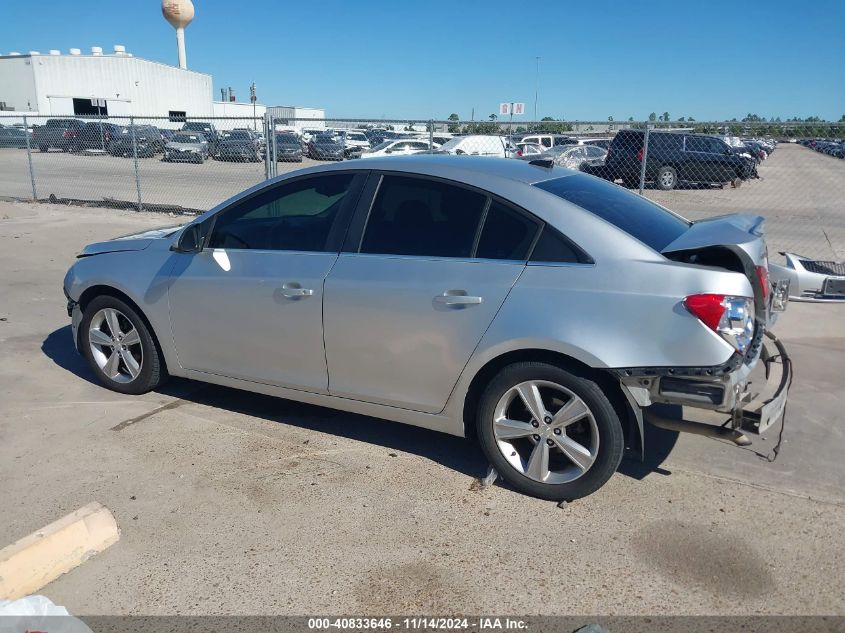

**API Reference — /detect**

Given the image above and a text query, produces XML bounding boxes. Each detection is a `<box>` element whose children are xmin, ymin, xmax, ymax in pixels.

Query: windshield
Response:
<box><xmin>534</xmin><ymin>174</ymin><xmax>690</xmax><ymax>251</ymax></box>
<box><xmin>314</xmin><ymin>135</ymin><xmax>336</xmax><ymax>143</ymax></box>
<box><xmin>437</xmin><ymin>138</ymin><xmax>463</xmax><ymax>151</ymax></box>
<box><xmin>276</xmin><ymin>134</ymin><xmax>299</xmax><ymax>144</ymax></box>
<box><xmin>226</xmin><ymin>131</ymin><xmax>252</xmax><ymax>140</ymax></box>
<box><xmin>173</xmin><ymin>134</ymin><xmax>202</xmax><ymax>143</ymax></box>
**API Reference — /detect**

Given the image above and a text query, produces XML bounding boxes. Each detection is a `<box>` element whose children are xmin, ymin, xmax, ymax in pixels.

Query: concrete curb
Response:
<box><xmin>0</xmin><ymin>502</ymin><xmax>119</xmax><ymax>600</ymax></box>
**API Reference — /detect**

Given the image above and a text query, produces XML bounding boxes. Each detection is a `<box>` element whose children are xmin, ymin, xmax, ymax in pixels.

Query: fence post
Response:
<box><xmin>638</xmin><ymin>125</ymin><xmax>651</xmax><ymax>196</ymax></box>
<box><xmin>429</xmin><ymin>120</ymin><xmax>434</xmax><ymax>151</ymax></box>
<box><xmin>270</xmin><ymin>118</ymin><xmax>278</xmax><ymax>178</ymax></box>
<box><xmin>130</xmin><ymin>116</ymin><xmax>142</xmax><ymax>211</ymax></box>
<box><xmin>263</xmin><ymin>114</ymin><xmax>271</xmax><ymax>180</ymax></box>
<box><xmin>23</xmin><ymin>115</ymin><xmax>37</xmax><ymax>201</ymax></box>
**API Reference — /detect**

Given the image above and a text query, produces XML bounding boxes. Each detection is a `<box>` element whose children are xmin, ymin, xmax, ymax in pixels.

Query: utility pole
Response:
<box><xmin>534</xmin><ymin>56</ymin><xmax>541</xmax><ymax>123</ymax></box>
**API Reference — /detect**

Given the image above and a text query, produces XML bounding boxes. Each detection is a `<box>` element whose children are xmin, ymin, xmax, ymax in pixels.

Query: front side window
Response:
<box><xmin>360</xmin><ymin>175</ymin><xmax>486</xmax><ymax>258</ymax></box>
<box><xmin>208</xmin><ymin>174</ymin><xmax>355</xmax><ymax>252</ymax></box>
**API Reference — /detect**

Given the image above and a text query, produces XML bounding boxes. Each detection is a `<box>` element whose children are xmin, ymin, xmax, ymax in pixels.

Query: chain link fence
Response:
<box><xmin>1</xmin><ymin>114</ymin><xmax>843</xmax><ymax>260</ymax></box>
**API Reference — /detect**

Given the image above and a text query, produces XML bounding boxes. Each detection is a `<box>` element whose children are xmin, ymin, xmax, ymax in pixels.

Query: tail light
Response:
<box><xmin>684</xmin><ymin>294</ymin><xmax>755</xmax><ymax>355</ymax></box>
<box><xmin>755</xmin><ymin>265</ymin><xmax>770</xmax><ymax>300</ymax></box>
<box><xmin>63</xmin><ymin>129</ymin><xmax>76</xmax><ymax>139</ymax></box>
<box><xmin>516</xmin><ymin>149</ymin><xmax>523</xmax><ymax>157</ymax></box>
<box><xmin>636</xmin><ymin>148</ymin><xmax>643</xmax><ymax>161</ymax></box>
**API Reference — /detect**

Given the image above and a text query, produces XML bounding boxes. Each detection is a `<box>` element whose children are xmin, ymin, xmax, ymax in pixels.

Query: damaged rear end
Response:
<box><xmin>626</xmin><ymin>213</ymin><xmax>792</xmax><ymax>445</ymax></box>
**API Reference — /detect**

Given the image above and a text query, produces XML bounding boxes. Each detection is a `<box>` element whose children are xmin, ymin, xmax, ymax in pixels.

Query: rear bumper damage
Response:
<box><xmin>619</xmin><ymin>330</ymin><xmax>792</xmax><ymax>447</ymax></box>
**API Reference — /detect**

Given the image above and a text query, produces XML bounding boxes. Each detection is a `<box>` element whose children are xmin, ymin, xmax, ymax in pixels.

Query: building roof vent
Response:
<box><xmin>91</xmin><ymin>46</ymin><xmax>103</xmax><ymax>56</ymax></box>
<box><xmin>29</xmin><ymin>51</ymin><xmax>41</xmax><ymax>55</ymax></box>
<box><xmin>49</xmin><ymin>49</ymin><xmax>61</xmax><ymax>56</ymax></box>
<box><xmin>9</xmin><ymin>52</ymin><xmax>21</xmax><ymax>56</ymax></box>
<box><xmin>113</xmin><ymin>44</ymin><xmax>126</xmax><ymax>55</ymax></box>
<box><xmin>69</xmin><ymin>48</ymin><xmax>81</xmax><ymax>55</ymax></box>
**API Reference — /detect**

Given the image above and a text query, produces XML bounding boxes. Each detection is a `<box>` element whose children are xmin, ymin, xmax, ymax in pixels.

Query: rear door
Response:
<box><xmin>323</xmin><ymin>173</ymin><xmax>540</xmax><ymax>413</ymax></box>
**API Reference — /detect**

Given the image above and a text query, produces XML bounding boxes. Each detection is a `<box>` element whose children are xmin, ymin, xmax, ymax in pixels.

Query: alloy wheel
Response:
<box><xmin>88</xmin><ymin>307</ymin><xmax>143</xmax><ymax>383</ymax></box>
<box><xmin>492</xmin><ymin>380</ymin><xmax>599</xmax><ymax>484</ymax></box>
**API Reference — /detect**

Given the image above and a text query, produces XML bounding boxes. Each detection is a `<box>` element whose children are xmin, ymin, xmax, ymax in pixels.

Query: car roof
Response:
<box><xmin>298</xmin><ymin>154</ymin><xmax>574</xmax><ymax>185</ymax></box>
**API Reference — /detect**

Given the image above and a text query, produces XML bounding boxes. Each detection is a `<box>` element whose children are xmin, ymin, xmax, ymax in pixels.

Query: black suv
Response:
<box><xmin>73</xmin><ymin>122</ymin><xmax>124</xmax><ymax>151</ymax></box>
<box><xmin>604</xmin><ymin>130</ymin><xmax>754</xmax><ymax>190</ymax></box>
<box><xmin>107</xmin><ymin>125</ymin><xmax>165</xmax><ymax>158</ymax></box>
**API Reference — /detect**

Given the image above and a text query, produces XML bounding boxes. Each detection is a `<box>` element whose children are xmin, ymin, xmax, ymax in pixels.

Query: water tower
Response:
<box><xmin>161</xmin><ymin>0</ymin><xmax>194</xmax><ymax>69</ymax></box>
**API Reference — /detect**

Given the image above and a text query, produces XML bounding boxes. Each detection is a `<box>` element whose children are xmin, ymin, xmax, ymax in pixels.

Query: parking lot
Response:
<box><xmin>0</xmin><ymin>197</ymin><xmax>843</xmax><ymax>615</ymax></box>
<box><xmin>1</xmin><ymin>142</ymin><xmax>843</xmax><ymax>261</ymax></box>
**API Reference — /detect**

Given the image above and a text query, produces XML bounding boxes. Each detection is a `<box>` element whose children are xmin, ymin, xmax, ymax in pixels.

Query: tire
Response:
<box><xmin>731</xmin><ymin>176</ymin><xmax>742</xmax><ymax>188</ymax></box>
<box><xmin>656</xmin><ymin>165</ymin><xmax>677</xmax><ymax>190</ymax></box>
<box><xmin>39</xmin><ymin>145</ymin><xmax>48</xmax><ymax>153</ymax></box>
<box><xmin>80</xmin><ymin>295</ymin><xmax>166</xmax><ymax>395</ymax></box>
<box><xmin>476</xmin><ymin>362</ymin><xmax>624</xmax><ymax>501</ymax></box>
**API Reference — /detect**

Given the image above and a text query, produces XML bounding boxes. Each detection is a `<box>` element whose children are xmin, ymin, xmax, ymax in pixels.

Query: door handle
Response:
<box><xmin>433</xmin><ymin>290</ymin><xmax>483</xmax><ymax>306</ymax></box>
<box><xmin>279</xmin><ymin>283</ymin><xmax>314</xmax><ymax>299</ymax></box>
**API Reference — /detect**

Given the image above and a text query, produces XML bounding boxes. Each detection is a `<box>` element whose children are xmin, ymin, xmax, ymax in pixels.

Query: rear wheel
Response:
<box><xmin>731</xmin><ymin>176</ymin><xmax>743</xmax><ymax>188</ymax></box>
<box><xmin>476</xmin><ymin>362</ymin><xmax>624</xmax><ymax>501</ymax></box>
<box><xmin>656</xmin><ymin>165</ymin><xmax>677</xmax><ymax>190</ymax></box>
<box><xmin>80</xmin><ymin>296</ymin><xmax>166</xmax><ymax>394</ymax></box>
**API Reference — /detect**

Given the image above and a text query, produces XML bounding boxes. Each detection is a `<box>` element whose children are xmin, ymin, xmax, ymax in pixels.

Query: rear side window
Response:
<box><xmin>529</xmin><ymin>226</ymin><xmax>584</xmax><ymax>264</ymax></box>
<box><xmin>534</xmin><ymin>174</ymin><xmax>689</xmax><ymax>251</ymax></box>
<box><xmin>476</xmin><ymin>201</ymin><xmax>539</xmax><ymax>261</ymax></box>
<box><xmin>360</xmin><ymin>175</ymin><xmax>486</xmax><ymax>258</ymax></box>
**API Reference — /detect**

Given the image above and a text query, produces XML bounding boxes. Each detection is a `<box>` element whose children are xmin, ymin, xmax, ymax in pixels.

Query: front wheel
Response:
<box><xmin>80</xmin><ymin>296</ymin><xmax>166</xmax><ymax>394</ymax></box>
<box><xmin>476</xmin><ymin>362</ymin><xmax>624</xmax><ymax>501</ymax></box>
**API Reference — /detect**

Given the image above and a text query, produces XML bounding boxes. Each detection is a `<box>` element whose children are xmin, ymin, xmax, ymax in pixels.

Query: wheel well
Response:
<box><xmin>77</xmin><ymin>285</ymin><xmax>168</xmax><ymax>374</ymax></box>
<box><xmin>461</xmin><ymin>349</ymin><xmax>640</xmax><ymax>452</ymax></box>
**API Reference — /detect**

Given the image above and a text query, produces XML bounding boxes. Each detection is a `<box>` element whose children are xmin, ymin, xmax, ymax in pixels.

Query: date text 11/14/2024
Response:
<box><xmin>307</xmin><ymin>618</ymin><xmax>528</xmax><ymax>630</ymax></box>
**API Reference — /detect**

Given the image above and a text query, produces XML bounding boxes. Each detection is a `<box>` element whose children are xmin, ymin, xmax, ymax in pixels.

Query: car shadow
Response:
<box><xmin>42</xmin><ymin>324</ymin><xmax>678</xmax><ymax>485</ymax></box>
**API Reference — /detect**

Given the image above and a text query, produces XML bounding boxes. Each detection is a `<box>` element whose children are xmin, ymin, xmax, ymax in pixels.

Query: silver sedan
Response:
<box><xmin>63</xmin><ymin>156</ymin><xmax>791</xmax><ymax>500</ymax></box>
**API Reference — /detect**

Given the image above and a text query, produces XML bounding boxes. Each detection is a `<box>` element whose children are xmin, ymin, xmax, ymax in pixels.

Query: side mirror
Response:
<box><xmin>171</xmin><ymin>223</ymin><xmax>203</xmax><ymax>253</ymax></box>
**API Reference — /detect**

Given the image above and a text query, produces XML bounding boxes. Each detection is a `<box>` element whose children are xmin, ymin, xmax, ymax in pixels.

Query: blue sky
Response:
<box><xmin>2</xmin><ymin>0</ymin><xmax>843</xmax><ymax>121</ymax></box>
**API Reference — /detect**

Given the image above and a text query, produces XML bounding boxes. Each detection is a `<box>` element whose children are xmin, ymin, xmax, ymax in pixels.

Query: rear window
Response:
<box><xmin>534</xmin><ymin>174</ymin><xmax>690</xmax><ymax>251</ymax></box>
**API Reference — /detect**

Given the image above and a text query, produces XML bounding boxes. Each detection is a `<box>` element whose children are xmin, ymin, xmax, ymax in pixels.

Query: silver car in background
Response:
<box><xmin>63</xmin><ymin>156</ymin><xmax>791</xmax><ymax>500</ymax></box>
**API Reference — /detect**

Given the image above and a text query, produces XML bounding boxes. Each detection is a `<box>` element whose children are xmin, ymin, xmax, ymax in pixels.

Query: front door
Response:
<box><xmin>168</xmin><ymin>172</ymin><xmax>363</xmax><ymax>391</ymax></box>
<box><xmin>324</xmin><ymin>175</ymin><xmax>541</xmax><ymax>413</ymax></box>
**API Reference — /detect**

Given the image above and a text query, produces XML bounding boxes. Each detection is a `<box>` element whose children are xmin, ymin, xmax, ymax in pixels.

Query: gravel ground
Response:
<box><xmin>0</xmin><ymin>200</ymin><xmax>842</xmax><ymax>616</ymax></box>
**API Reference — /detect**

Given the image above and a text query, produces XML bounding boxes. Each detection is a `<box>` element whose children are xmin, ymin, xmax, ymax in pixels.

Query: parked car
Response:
<box><xmin>63</xmin><ymin>156</ymin><xmax>790</xmax><ymax>501</ymax></box>
<box><xmin>515</xmin><ymin>142</ymin><xmax>546</xmax><ymax>158</ymax></box>
<box><xmin>358</xmin><ymin>139</ymin><xmax>434</xmax><ymax>159</ymax></box>
<box><xmin>528</xmin><ymin>144</ymin><xmax>607</xmax><ymax>171</ymax></box>
<box><xmin>307</xmin><ymin>134</ymin><xmax>346</xmax><ymax>161</ymax></box>
<box><xmin>163</xmin><ymin>132</ymin><xmax>209</xmax><ymax>163</ymax></box>
<box><xmin>107</xmin><ymin>125</ymin><xmax>165</xmax><ymax>158</ymax></box>
<box><xmin>68</xmin><ymin>122</ymin><xmax>123</xmax><ymax>152</ymax></box>
<box><xmin>216</xmin><ymin>130</ymin><xmax>263</xmax><ymax>162</ymax></box>
<box><xmin>604</xmin><ymin>129</ymin><xmax>754</xmax><ymax>189</ymax></box>
<box><xmin>0</xmin><ymin>126</ymin><xmax>32</xmax><ymax>148</ymax></box>
<box><xmin>342</xmin><ymin>130</ymin><xmax>371</xmax><ymax>153</ymax></box>
<box><xmin>32</xmin><ymin>118</ymin><xmax>85</xmax><ymax>152</ymax></box>
<box><xmin>269</xmin><ymin>132</ymin><xmax>304</xmax><ymax>162</ymax></box>
<box><xmin>181</xmin><ymin>121</ymin><xmax>221</xmax><ymax>153</ymax></box>
<box><xmin>582</xmin><ymin>138</ymin><xmax>613</xmax><ymax>150</ymax></box>
<box><xmin>437</xmin><ymin>135</ymin><xmax>518</xmax><ymax>158</ymax></box>
<box><xmin>519</xmin><ymin>134</ymin><xmax>577</xmax><ymax>150</ymax></box>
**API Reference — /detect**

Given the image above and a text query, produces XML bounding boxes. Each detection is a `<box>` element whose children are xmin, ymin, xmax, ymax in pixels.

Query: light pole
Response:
<box><xmin>534</xmin><ymin>56</ymin><xmax>541</xmax><ymax>124</ymax></box>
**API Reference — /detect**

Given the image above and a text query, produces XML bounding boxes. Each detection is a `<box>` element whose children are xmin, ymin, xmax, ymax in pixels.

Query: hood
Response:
<box><xmin>166</xmin><ymin>141</ymin><xmax>203</xmax><ymax>150</ymax></box>
<box><xmin>78</xmin><ymin>224</ymin><xmax>184</xmax><ymax>257</ymax></box>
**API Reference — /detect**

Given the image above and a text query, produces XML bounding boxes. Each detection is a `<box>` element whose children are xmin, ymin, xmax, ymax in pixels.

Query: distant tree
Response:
<box><xmin>687</xmin><ymin>117</ymin><xmax>695</xmax><ymax>122</ymax></box>
<box><xmin>489</xmin><ymin>113</ymin><xmax>498</xmax><ymax>121</ymax></box>
<box><xmin>648</xmin><ymin>112</ymin><xmax>657</xmax><ymax>122</ymax></box>
<box><xmin>405</xmin><ymin>121</ymin><xmax>416</xmax><ymax>131</ymax></box>
<box><xmin>678</xmin><ymin>117</ymin><xmax>686</xmax><ymax>122</ymax></box>
<box><xmin>536</xmin><ymin>116</ymin><xmax>573</xmax><ymax>133</ymax></box>
<box><xmin>607</xmin><ymin>116</ymin><xmax>614</xmax><ymax>122</ymax></box>
<box><xmin>447</xmin><ymin>112</ymin><xmax>460</xmax><ymax>133</ymax></box>
<box><xmin>662</xmin><ymin>112</ymin><xmax>670</xmax><ymax>122</ymax></box>
<box><xmin>628</xmin><ymin>116</ymin><xmax>634</xmax><ymax>122</ymax></box>
<box><xmin>840</xmin><ymin>114</ymin><xmax>845</xmax><ymax>122</ymax></box>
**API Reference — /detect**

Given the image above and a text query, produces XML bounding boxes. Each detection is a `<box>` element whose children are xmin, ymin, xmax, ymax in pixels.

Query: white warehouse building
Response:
<box><xmin>0</xmin><ymin>46</ymin><xmax>213</xmax><ymax>118</ymax></box>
